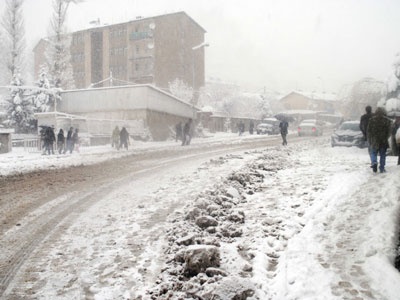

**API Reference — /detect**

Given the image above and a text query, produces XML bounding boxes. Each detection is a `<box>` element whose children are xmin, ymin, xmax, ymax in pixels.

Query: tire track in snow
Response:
<box><xmin>1</xmin><ymin>138</ymin><xmax>283</xmax><ymax>298</ymax></box>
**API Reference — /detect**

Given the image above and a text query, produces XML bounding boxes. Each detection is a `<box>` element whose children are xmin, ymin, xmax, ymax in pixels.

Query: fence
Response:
<box><xmin>12</xmin><ymin>138</ymin><xmax>41</xmax><ymax>153</ymax></box>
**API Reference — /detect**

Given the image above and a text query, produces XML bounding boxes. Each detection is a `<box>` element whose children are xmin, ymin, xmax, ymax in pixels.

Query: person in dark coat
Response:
<box><xmin>72</xmin><ymin>128</ymin><xmax>80</xmax><ymax>153</ymax></box>
<box><xmin>43</xmin><ymin>126</ymin><xmax>56</xmax><ymax>155</ymax></box>
<box><xmin>182</xmin><ymin>119</ymin><xmax>192</xmax><ymax>146</ymax></box>
<box><xmin>64</xmin><ymin>127</ymin><xmax>74</xmax><ymax>154</ymax></box>
<box><xmin>175</xmin><ymin>122</ymin><xmax>183</xmax><ymax>142</ymax></box>
<box><xmin>249</xmin><ymin>121</ymin><xmax>254</xmax><ymax>135</ymax></box>
<box><xmin>360</xmin><ymin>105</ymin><xmax>373</xmax><ymax>141</ymax></box>
<box><xmin>119</xmin><ymin>127</ymin><xmax>130</xmax><ymax>150</ymax></box>
<box><xmin>57</xmin><ymin>129</ymin><xmax>65</xmax><ymax>154</ymax></box>
<box><xmin>367</xmin><ymin>107</ymin><xmax>392</xmax><ymax>173</ymax></box>
<box><xmin>238</xmin><ymin>121</ymin><xmax>245</xmax><ymax>136</ymax></box>
<box><xmin>112</xmin><ymin>126</ymin><xmax>120</xmax><ymax>149</ymax></box>
<box><xmin>360</xmin><ymin>105</ymin><xmax>374</xmax><ymax>164</ymax></box>
<box><xmin>279</xmin><ymin>120</ymin><xmax>289</xmax><ymax>146</ymax></box>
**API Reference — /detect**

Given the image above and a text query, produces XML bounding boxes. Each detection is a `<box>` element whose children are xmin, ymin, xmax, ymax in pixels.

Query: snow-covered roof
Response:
<box><xmin>280</xmin><ymin>110</ymin><xmax>317</xmax><ymax>115</ymax></box>
<box><xmin>201</xmin><ymin>105</ymin><xmax>214</xmax><ymax>112</ymax></box>
<box><xmin>34</xmin><ymin>111</ymin><xmax>87</xmax><ymax>120</ymax></box>
<box><xmin>284</xmin><ymin>91</ymin><xmax>338</xmax><ymax>102</ymax></box>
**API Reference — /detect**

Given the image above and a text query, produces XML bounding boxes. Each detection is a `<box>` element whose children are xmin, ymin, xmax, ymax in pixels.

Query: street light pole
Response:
<box><xmin>191</xmin><ymin>42</ymin><xmax>209</xmax><ymax>120</ymax></box>
<box><xmin>192</xmin><ymin>42</ymin><xmax>209</xmax><ymax>99</ymax></box>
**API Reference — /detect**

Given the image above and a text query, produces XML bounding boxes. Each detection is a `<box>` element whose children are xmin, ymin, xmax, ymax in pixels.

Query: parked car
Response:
<box><xmin>297</xmin><ymin>119</ymin><xmax>323</xmax><ymax>136</ymax></box>
<box><xmin>331</xmin><ymin>121</ymin><xmax>365</xmax><ymax>148</ymax></box>
<box><xmin>257</xmin><ymin>118</ymin><xmax>280</xmax><ymax>135</ymax></box>
<box><xmin>256</xmin><ymin>123</ymin><xmax>274</xmax><ymax>135</ymax></box>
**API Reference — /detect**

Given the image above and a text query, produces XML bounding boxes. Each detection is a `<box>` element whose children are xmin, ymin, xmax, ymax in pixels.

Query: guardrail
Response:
<box><xmin>12</xmin><ymin>138</ymin><xmax>42</xmax><ymax>153</ymax></box>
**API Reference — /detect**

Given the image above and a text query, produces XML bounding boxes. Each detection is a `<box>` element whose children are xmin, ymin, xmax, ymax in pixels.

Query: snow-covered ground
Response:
<box><xmin>1</xmin><ymin>133</ymin><xmax>400</xmax><ymax>300</ymax></box>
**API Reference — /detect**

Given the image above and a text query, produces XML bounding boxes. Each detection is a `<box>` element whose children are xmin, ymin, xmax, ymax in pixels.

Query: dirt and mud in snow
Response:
<box><xmin>1</xmin><ymin>135</ymin><xmax>399</xmax><ymax>300</ymax></box>
<box><xmin>0</xmin><ymin>137</ymin><xmax>281</xmax><ymax>298</ymax></box>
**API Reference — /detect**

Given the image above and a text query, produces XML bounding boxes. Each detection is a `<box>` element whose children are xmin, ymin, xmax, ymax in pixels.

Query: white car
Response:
<box><xmin>256</xmin><ymin>123</ymin><xmax>274</xmax><ymax>135</ymax></box>
<box><xmin>297</xmin><ymin>119</ymin><xmax>323</xmax><ymax>136</ymax></box>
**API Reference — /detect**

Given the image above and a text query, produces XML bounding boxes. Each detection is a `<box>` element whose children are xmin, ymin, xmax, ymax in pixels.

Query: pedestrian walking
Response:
<box><xmin>279</xmin><ymin>119</ymin><xmax>289</xmax><ymax>145</ymax></box>
<box><xmin>57</xmin><ymin>129</ymin><xmax>65</xmax><ymax>154</ymax></box>
<box><xmin>360</xmin><ymin>105</ymin><xmax>373</xmax><ymax>164</ymax></box>
<box><xmin>249</xmin><ymin>121</ymin><xmax>254</xmax><ymax>135</ymax></box>
<box><xmin>182</xmin><ymin>119</ymin><xmax>192</xmax><ymax>146</ymax></box>
<box><xmin>238</xmin><ymin>121</ymin><xmax>245</xmax><ymax>136</ymax></box>
<box><xmin>72</xmin><ymin>128</ymin><xmax>80</xmax><ymax>153</ymax></box>
<box><xmin>120</xmin><ymin>127</ymin><xmax>130</xmax><ymax>150</ymax></box>
<box><xmin>367</xmin><ymin>107</ymin><xmax>392</xmax><ymax>173</ymax></box>
<box><xmin>65</xmin><ymin>127</ymin><xmax>74</xmax><ymax>154</ymax></box>
<box><xmin>43</xmin><ymin>126</ymin><xmax>56</xmax><ymax>155</ymax></box>
<box><xmin>175</xmin><ymin>122</ymin><xmax>183</xmax><ymax>142</ymax></box>
<box><xmin>112</xmin><ymin>126</ymin><xmax>120</xmax><ymax>149</ymax></box>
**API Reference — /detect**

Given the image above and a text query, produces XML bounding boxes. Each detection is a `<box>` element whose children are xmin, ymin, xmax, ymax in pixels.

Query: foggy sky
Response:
<box><xmin>2</xmin><ymin>0</ymin><xmax>400</xmax><ymax>93</ymax></box>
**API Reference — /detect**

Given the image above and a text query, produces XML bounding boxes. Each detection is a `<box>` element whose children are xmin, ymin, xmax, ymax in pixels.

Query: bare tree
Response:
<box><xmin>338</xmin><ymin>78</ymin><xmax>385</xmax><ymax>119</ymax></box>
<box><xmin>1</xmin><ymin>0</ymin><xmax>26</xmax><ymax>84</ymax></box>
<box><xmin>46</xmin><ymin>0</ymin><xmax>83</xmax><ymax>89</ymax></box>
<box><xmin>168</xmin><ymin>78</ymin><xmax>193</xmax><ymax>103</ymax></box>
<box><xmin>198</xmin><ymin>81</ymin><xmax>240</xmax><ymax>112</ymax></box>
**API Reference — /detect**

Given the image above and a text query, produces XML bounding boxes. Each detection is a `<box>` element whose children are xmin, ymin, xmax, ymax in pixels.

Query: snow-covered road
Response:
<box><xmin>1</xmin><ymin>133</ymin><xmax>400</xmax><ymax>300</ymax></box>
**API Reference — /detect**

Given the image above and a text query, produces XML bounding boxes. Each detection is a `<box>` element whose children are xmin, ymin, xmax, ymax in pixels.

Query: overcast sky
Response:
<box><xmin>3</xmin><ymin>0</ymin><xmax>400</xmax><ymax>93</ymax></box>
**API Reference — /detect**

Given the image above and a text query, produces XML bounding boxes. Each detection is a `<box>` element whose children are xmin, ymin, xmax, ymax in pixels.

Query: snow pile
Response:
<box><xmin>386</xmin><ymin>98</ymin><xmax>400</xmax><ymax>116</ymax></box>
<box><xmin>141</xmin><ymin>146</ymin><xmax>314</xmax><ymax>299</ymax></box>
<box><xmin>137</xmin><ymin>140</ymin><xmax>400</xmax><ymax>300</ymax></box>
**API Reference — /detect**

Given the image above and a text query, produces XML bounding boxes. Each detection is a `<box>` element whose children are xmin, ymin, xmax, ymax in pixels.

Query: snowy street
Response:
<box><xmin>1</xmin><ymin>1</ymin><xmax>400</xmax><ymax>299</ymax></box>
<box><xmin>0</xmin><ymin>133</ymin><xmax>400</xmax><ymax>300</ymax></box>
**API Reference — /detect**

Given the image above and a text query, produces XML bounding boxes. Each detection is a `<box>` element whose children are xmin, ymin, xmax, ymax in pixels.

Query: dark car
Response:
<box><xmin>331</xmin><ymin>121</ymin><xmax>365</xmax><ymax>148</ymax></box>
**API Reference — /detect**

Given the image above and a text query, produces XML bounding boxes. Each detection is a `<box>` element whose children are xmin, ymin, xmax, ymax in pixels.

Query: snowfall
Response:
<box><xmin>1</xmin><ymin>132</ymin><xmax>400</xmax><ymax>300</ymax></box>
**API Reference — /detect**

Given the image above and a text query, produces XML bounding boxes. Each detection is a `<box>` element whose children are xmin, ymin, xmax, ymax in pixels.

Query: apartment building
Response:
<box><xmin>33</xmin><ymin>12</ymin><xmax>207</xmax><ymax>92</ymax></box>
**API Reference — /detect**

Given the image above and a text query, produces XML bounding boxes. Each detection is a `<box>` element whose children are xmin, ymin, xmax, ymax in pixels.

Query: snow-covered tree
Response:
<box><xmin>1</xmin><ymin>0</ymin><xmax>26</xmax><ymax>85</ymax></box>
<box><xmin>45</xmin><ymin>0</ymin><xmax>82</xmax><ymax>89</ymax></box>
<box><xmin>384</xmin><ymin>53</ymin><xmax>400</xmax><ymax>116</ymax></box>
<box><xmin>168</xmin><ymin>78</ymin><xmax>193</xmax><ymax>103</ymax></box>
<box><xmin>4</xmin><ymin>73</ymin><xmax>34</xmax><ymax>132</ymax></box>
<box><xmin>32</xmin><ymin>66</ymin><xmax>57</xmax><ymax>112</ymax></box>
<box><xmin>198</xmin><ymin>80</ymin><xmax>274</xmax><ymax>119</ymax></box>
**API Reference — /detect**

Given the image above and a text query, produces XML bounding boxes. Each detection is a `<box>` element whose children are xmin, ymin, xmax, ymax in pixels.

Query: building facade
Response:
<box><xmin>280</xmin><ymin>91</ymin><xmax>338</xmax><ymax>113</ymax></box>
<box><xmin>33</xmin><ymin>12</ymin><xmax>207</xmax><ymax>92</ymax></box>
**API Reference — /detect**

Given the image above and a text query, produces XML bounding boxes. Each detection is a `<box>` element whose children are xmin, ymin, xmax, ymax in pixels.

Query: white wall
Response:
<box><xmin>59</xmin><ymin>84</ymin><xmax>195</xmax><ymax>118</ymax></box>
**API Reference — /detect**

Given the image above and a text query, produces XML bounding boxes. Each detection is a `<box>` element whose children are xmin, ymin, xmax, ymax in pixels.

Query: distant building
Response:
<box><xmin>33</xmin><ymin>12</ymin><xmax>207</xmax><ymax>92</ymax></box>
<box><xmin>279</xmin><ymin>91</ymin><xmax>338</xmax><ymax>113</ymax></box>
